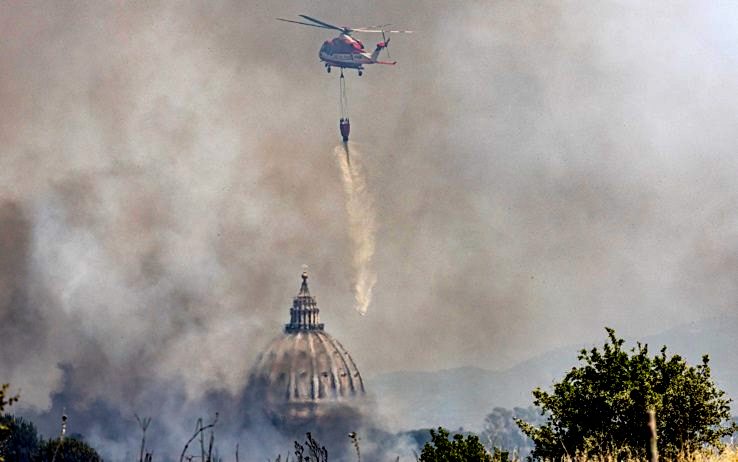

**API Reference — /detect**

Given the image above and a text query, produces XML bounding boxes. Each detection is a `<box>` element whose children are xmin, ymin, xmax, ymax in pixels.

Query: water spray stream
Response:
<box><xmin>334</xmin><ymin>143</ymin><xmax>377</xmax><ymax>316</ymax></box>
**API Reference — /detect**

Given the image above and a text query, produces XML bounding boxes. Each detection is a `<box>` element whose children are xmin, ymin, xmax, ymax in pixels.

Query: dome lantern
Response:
<box><xmin>285</xmin><ymin>271</ymin><xmax>324</xmax><ymax>332</ymax></box>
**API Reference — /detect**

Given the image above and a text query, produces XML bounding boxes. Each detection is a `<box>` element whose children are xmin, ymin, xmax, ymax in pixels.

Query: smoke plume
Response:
<box><xmin>3</xmin><ymin>0</ymin><xmax>738</xmax><ymax>456</ymax></box>
<box><xmin>335</xmin><ymin>143</ymin><xmax>377</xmax><ymax>316</ymax></box>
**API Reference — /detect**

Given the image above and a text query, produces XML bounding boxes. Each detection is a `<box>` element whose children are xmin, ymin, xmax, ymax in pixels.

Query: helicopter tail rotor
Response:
<box><xmin>371</xmin><ymin>36</ymin><xmax>395</xmax><ymax>64</ymax></box>
<box><xmin>381</xmin><ymin>30</ymin><xmax>391</xmax><ymax>60</ymax></box>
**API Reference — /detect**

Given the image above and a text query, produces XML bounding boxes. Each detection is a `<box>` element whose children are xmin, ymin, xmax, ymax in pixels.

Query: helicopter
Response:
<box><xmin>276</xmin><ymin>15</ymin><xmax>412</xmax><ymax>76</ymax></box>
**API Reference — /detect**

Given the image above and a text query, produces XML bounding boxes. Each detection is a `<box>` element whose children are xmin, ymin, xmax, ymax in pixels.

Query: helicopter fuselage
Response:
<box><xmin>319</xmin><ymin>34</ymin><xmax>379</xmax><ymax>71</ymax></box>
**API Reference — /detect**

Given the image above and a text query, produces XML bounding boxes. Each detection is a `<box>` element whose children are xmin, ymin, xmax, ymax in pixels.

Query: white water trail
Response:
<box><xmin>334</xmin><ymin>143</ymin><xmax>377</xmax><ymax>316</ymax></box>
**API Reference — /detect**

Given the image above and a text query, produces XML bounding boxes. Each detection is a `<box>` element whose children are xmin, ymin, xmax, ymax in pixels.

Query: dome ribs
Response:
<box><xmin>243</xmin><ymin>272</ymin><xmax>366</xmax><ymax>421</ymax></box>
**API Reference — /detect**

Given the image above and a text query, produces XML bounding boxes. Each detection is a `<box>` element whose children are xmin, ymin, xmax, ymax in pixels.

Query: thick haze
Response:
<box><xmin>2</xmin><ymin>0</ymin><xmax>738</xmax><ymax>437</ymax></box>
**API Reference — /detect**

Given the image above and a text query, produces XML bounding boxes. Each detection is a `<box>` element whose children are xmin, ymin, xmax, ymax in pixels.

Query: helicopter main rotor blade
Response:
<box><xmin>352</xmin><ymin>28</ymin><xmax>414</xmax><ymax>34</ymax></box>
<box><xmin>361</xmin><ymin>23</ymin><xmax>392</xmax><ymax>30</ymax></box>
<box><xmin>276</xmin><ymin>18</ymin><xmax>336</xmax><ymax>30</ymax></box>
<box><xmin>298</xmin><ymin>15</ymin><xmax>346</xmax><ymax>33</ymax></box>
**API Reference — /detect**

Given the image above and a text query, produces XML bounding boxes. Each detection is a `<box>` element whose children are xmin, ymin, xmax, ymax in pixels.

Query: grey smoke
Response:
<box><xmin>2</xmin><ymin>0</ymin><xmax>738</xmax><ymax>457</ymax></box>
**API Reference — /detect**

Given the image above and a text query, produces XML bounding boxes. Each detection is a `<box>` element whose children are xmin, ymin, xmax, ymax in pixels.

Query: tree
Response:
<box><xmin>0</xmin><ymin>385</ymin><xmax>19</xmax><ymax>462</ymax></box>
<box><xmin>419</xmin><ymin>427</ymin><xmax>493</xmax><ymax>462</ymax></box>
<box><xmin>517</xmin><ymin>328</ymin><xmax>737</xmax><ymax>460</ymax></box>
<box><xmin>481</xmin><ymin>407</ymin><xmax>541</xmax><ymax>455</ymax></box>
<box><xmin>35</xmin><ymin>437</ymin><xmax>102</xmax><ymax>462</ymax></box>
<box><xmin>0</xmin><ymin>415</ymin><xmax>39</xmax><ymax>462</ymax></box>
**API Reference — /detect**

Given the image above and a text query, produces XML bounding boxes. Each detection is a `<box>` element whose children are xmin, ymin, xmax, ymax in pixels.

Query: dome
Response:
<box><xmin>245</xmin><ymin>272</ymin><xmax>366</xmax><ymax>421</ymax></box>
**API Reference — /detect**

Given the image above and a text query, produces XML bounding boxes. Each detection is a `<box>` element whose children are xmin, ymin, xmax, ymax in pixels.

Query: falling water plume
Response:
<box><xmin>334</xmin><ymin>142</ymin><xmax>377</xmax><ymax>316</ymax></box>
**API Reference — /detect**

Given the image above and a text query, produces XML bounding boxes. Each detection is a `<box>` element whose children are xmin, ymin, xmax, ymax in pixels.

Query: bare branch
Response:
<box><xmin>180</xmin><ymin>413</ymin><xmax>219</xmax><ymax>462</ymax></box>
<box><xmin>135</xmin><ymin>414</ymin><xmax>152</xmax><ymax>462</ymax></box>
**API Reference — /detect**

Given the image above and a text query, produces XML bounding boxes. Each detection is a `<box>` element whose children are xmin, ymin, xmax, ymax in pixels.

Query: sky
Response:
<box><xmin>2</xmin><ymin>0</ymin><xmax>738</xmax><ymax>437</ymax></box>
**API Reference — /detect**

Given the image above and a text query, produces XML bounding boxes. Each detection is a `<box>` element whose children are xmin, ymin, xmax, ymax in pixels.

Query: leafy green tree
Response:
<box><xmin>0</xmin><ymin>385</ymin><xmax>19</xmax><ymax>462</ymax></box>
<box><xmin>419</xmin><ymin>427</ymin><xmax>492</xmax><ymax>462</ymax></box>
<box><xmin>35</xmin><ymin>437</ymin><xmax>101</xmax><ymax>462</ymax></box>
<box><xmin>0</xmin><ymin>415</ymin><xmax>39</xmax><ymax>462</ymax></box>
<box><xmin>517</xmin><ymin>328</ymin><xmax>737</xmax><ymax>460</ymax></box>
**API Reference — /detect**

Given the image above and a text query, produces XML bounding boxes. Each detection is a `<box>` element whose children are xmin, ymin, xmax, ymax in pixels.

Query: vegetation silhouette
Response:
<box><xmin>419</xmin><ymin>427</ymin><xmax>492</xmax><ymax>462</ymax></box>
<box><xmin>517</xmin><ymin>328</ymin><xmax>737</xmax><ymax>460</ymax></box>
